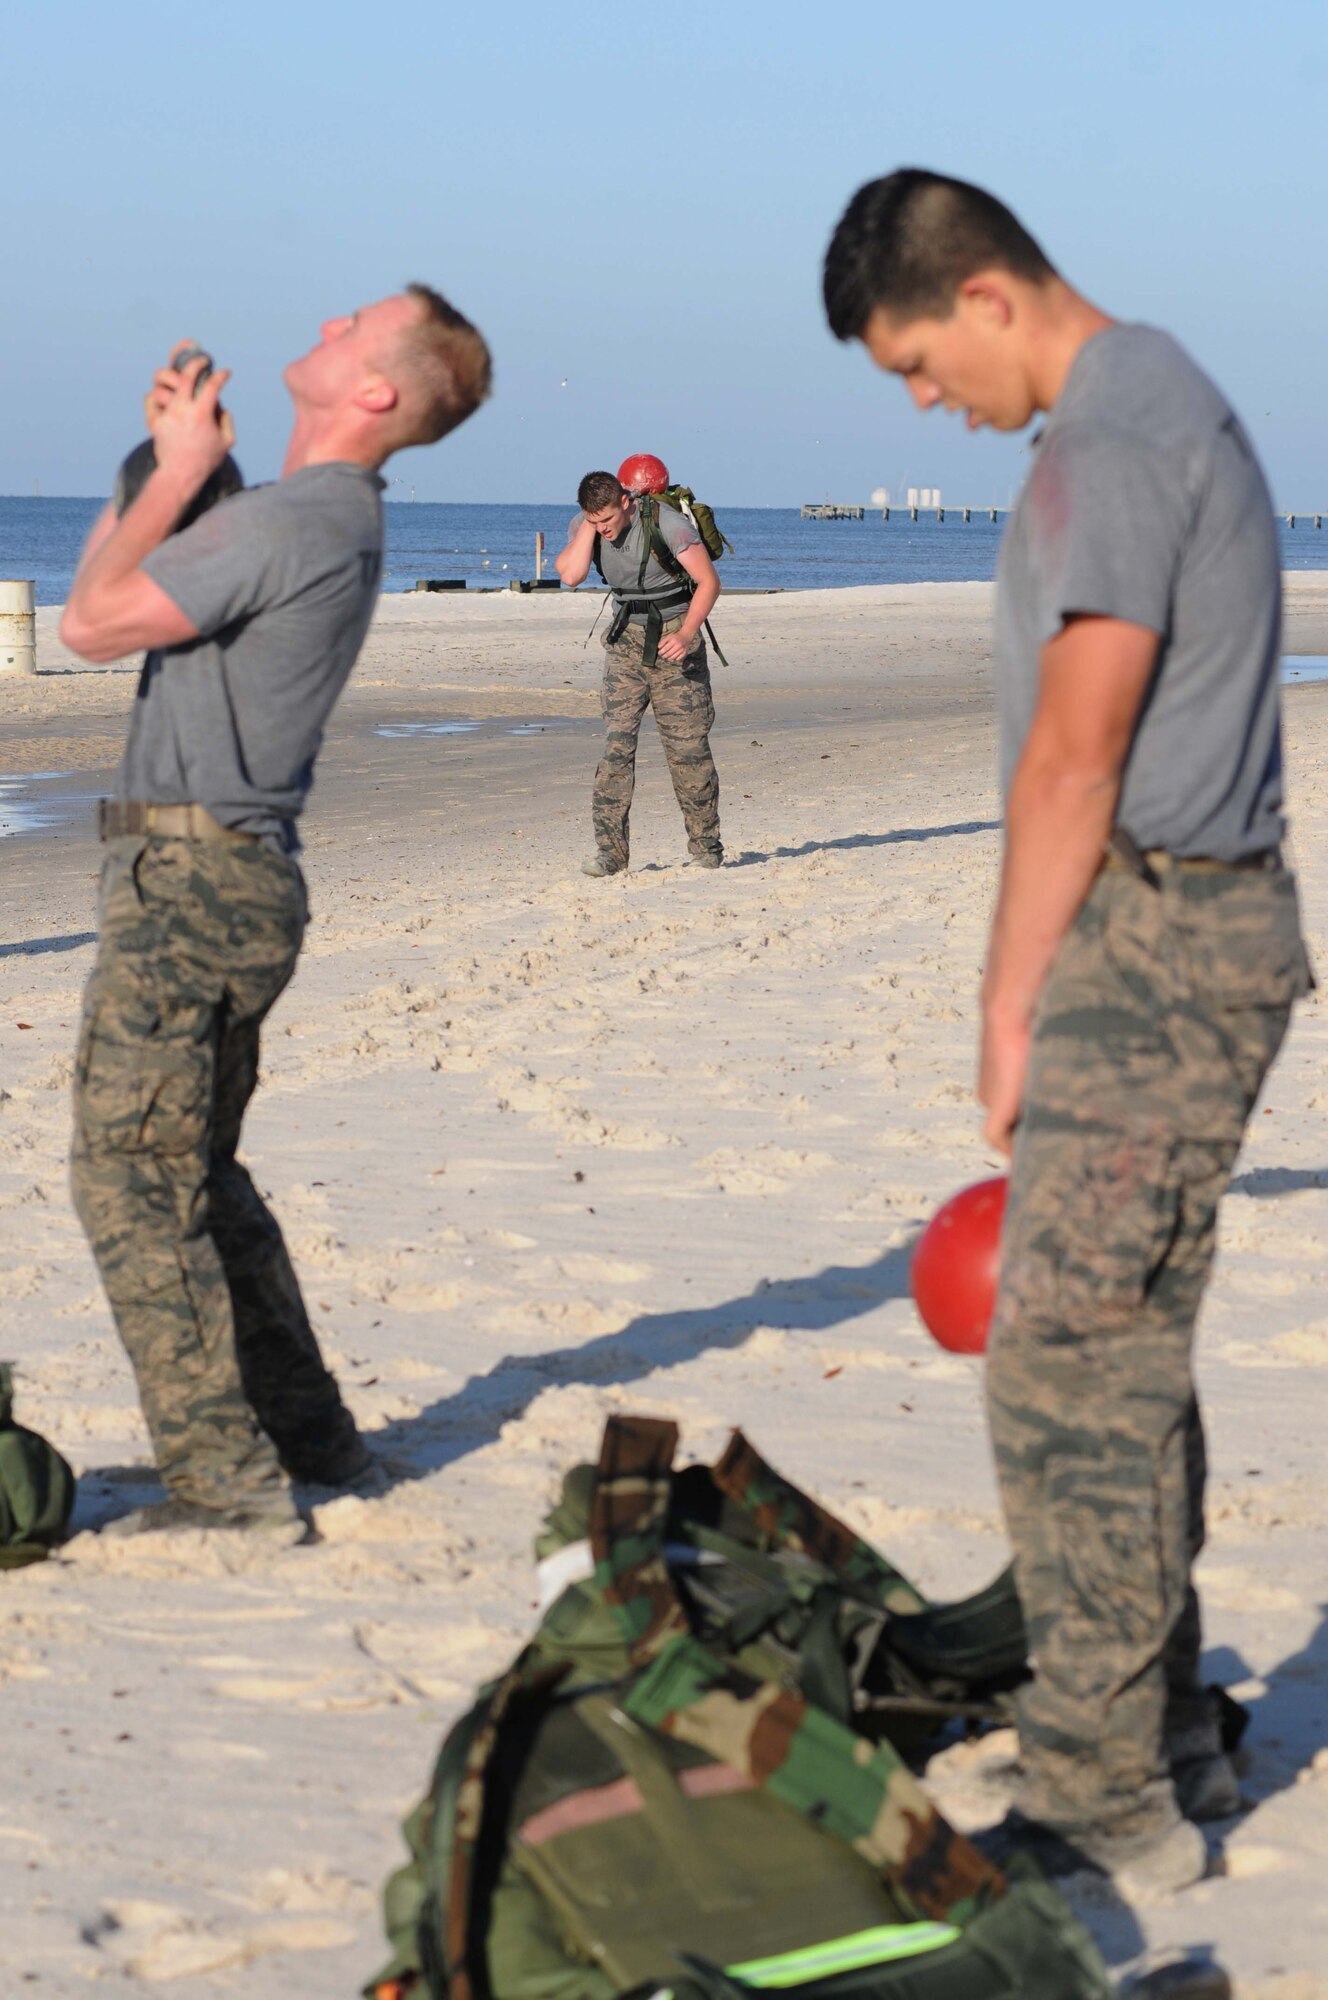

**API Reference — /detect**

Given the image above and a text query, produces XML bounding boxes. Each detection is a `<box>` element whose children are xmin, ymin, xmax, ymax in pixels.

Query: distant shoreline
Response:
<box><xmin>6</xmin><ymin>491</ymin><xmax>1328</xmax><ymax>606</ymax></box>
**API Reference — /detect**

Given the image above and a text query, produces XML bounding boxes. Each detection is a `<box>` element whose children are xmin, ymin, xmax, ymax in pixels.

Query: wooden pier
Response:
<box><xmin>799</xmin><ymin>505</ymin><xmax>1324</xmax><ymax>529</ymax></box>
<box><xmin>801</xmin><ymin>502</ymin><xmax>1010</xmax><ymax>523</ymax></box>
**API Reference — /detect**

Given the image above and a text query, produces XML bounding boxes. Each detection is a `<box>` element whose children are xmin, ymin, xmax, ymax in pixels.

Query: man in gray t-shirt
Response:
<box><xmin>60</xmin><ymin>288</ymin><xmax>491</xmax><ymax>1540</ymax></box>
<box><xmin>995</xmin><ymin>322</ymin><xmax>1284</xmax><ymax>860</ymax></box>
<box><xmin>825</xmin><ymin>171</ymin><xmax>1309</xmax><ymax>1894</ymax></box>
<box><xmin>123</xmin><ymin>463</ymin><xmax>387</xmax><ymax>843</ymax></box>
<box><xmin>556</xmin><ymin>468</ymin><xmax>724</xmax><ymax>874</ymax></box>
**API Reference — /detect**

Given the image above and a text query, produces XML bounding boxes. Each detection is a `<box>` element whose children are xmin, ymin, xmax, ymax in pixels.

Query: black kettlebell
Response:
<box><xmin>113</xmin><ymin>342</ymin><xmax>244</xmax><ymax>530</ymax></box>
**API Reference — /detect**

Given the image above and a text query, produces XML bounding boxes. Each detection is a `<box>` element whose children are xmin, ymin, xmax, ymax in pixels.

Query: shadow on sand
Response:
<box><xmin>0</xmin><ymin>930</ymin><xmax>97</xmax><ymax>960</ymax></box>
<box><xmin>727</xmin><ymin>818</ymin><xmax>1001</xmax><ymax>868</ymax></box>
<box><xmin>1228</xmin><ymin>1165</ymin><xmax>1328</xmax><ymax>1198</ymax></box>
<box><xmin>374</xmin><ymin>1239</ymin><xmax>918</xmax><ymax>1478</ymax></box>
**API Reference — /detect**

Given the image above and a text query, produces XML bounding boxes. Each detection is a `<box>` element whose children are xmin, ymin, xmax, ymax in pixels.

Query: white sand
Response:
<box><xmin>1</xmin><ymin>577</ymin><xmax>1327</xmax><ymax>1996</ymax></box>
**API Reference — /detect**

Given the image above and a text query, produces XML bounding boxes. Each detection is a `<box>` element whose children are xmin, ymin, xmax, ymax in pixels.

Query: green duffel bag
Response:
<box><xmin>0</xmin><ymin>1362</ymin><xmax>75</xmax><ymax>1568</ymax></box>
<box><xmin>366</xmin><ymin>1417</ymin><xmax>1114</xmax><ymax>2000</ymax></box>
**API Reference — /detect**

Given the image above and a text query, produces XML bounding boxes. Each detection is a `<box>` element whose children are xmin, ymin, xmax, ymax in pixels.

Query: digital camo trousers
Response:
<box><xmin>70</xmin><ymin>835</ymin><xmax>360</xmax><ymax>1511</ymax></box>
<box><xmin>592</xmin><ymin>616</ymin><xmax>721</xmax><ymax>868</ymax></box>
<box><xmin>987</xmin><ymin>858</ymin><xmax>1310</xmax><ymax>1836</ymax></box>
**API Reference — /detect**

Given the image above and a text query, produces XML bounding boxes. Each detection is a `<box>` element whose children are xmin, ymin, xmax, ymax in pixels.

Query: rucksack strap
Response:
<box><xmin>623</xmin><ymin>1635</ymin><xmax>1005</xmax><ymax>1928</ymax></box>
<box><xmin>638</xmin><ymin>497</ymin><xmax>730</xmax><ymax>669</ymax></box>
<box><xmin>589</xmin><ymin>1415</ymin><xmax>690</xmax><ymax>1664</ymax></box>
<box><xmin>713</xmin><ymin>1431</ymin><xmax>927</xmax><ymax>1616</ymax></box>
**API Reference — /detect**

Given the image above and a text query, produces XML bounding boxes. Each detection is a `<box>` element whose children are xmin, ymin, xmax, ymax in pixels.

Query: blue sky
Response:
<box><xmin>4</xmin><ymin>0</ymin><xmax>1325</xmax><ymax>507</ymax></box>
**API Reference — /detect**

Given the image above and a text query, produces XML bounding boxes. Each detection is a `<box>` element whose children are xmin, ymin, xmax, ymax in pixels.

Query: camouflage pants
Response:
<box><xmin>592</xmin><ymin>616</ymin><xmax>721</xmax><ymax>868</ymax></box>
<box><xmin>70</xmin><ymin>835</ymin><xmax>360</xmax><ymax>1511</ymax></box>
<box><xmin>988</xmin><ymin>858</ymin><xmax>1309</xmax><ymax>1837</ymax></box>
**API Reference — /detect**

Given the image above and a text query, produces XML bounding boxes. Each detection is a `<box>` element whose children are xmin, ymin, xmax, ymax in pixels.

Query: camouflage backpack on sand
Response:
<box><xmin>0</xmin><ymin>1362</ymin><xmax>75</xmax><ymax>1569</ymax></box>
<box><xmin>367</xmin><ymin>1416</ymin><xmax>1115</xmax><ymax>2000</ymax></box>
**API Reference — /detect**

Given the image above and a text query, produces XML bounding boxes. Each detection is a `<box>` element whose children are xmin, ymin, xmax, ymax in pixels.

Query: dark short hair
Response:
<box><xmin>823</xmin><ymin>168</ymin><xmax>1057</xmax><ymax>340</ymax></box>
<box><xmin>578</xmin><ymin>471</ymin><xmax>624</xmax><ymax>512</ymax></box>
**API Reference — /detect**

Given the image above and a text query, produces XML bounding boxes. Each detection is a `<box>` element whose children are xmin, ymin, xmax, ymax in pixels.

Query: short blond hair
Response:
<box><xmin>391</xmin><ymin>284</ymin><xmax>493</xmax><ymax>447</ymax></box>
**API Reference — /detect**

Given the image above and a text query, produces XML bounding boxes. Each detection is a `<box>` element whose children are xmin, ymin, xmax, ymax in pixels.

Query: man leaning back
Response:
<box><xmin>60</xmin><ymin>288</ymin><xmax>491</xmax><ymax>1543</ymax></box>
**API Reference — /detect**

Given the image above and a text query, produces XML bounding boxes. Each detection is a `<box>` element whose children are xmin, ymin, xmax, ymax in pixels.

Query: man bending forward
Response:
<box><xmin>824</xmin><ymin>170</ymin><xmax>1309</xmax><ymax>1895</ymax></box>
<box><xmin>557</xmin><ymin>470</ymin><xmax>723</xmax><ymax>874</ymax></box>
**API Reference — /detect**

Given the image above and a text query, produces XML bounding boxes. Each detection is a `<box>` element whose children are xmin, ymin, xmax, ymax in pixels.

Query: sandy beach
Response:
<box><xmin>2</xmin><ymin>576</ymin><xmax>1327</xmax><ymax>1997</ymax></box>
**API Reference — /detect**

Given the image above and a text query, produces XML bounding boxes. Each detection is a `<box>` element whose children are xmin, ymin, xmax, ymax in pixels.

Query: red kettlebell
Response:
<box><xmin>617</xmin><ymin>452</ymin><xmax>670</xmax><ymax>495</ymax></box>
<box><xmin>910</xmin><ymin>1176</ymin><xmax>1008</xmax><ymax>1354</ymax></box>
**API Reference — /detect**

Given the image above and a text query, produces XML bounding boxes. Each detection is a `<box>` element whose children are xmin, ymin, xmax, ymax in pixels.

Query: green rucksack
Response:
<box><xmin>0</xmin><ymin>1362</ymin><xmax>75</xmax><ymax>1568</ymax></box>
<box><xmin>658</xmin><ymin>487</ymin><xmax>733</xmax><ymax>564</ymax></box>
<box><xmin>366</xmin><ymin>1417</ymin><xmax>1114</xmax><ymax>2000</ymax></box>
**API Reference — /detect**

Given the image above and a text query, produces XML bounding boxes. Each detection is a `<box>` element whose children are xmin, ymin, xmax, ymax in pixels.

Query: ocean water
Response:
<box><xmin>4</xmin><ymin>495</ymin><xmax>1327</xmax><ymax>605</ymax></box>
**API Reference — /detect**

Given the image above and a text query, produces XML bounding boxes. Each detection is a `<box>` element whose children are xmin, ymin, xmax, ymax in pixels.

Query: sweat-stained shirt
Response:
<box><xmin>119</xmin><ymin>462</ymin><xmax>385</xmax><ymax>845</ymax></box>
<box><xmin>995</xmin><ymin>324</ymin><xmax>1284</xmax><ymax>860</ymax></box>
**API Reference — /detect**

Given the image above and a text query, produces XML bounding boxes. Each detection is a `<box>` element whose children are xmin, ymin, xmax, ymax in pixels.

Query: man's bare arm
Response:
<box><xmin>979</xmin><ymin>613</ymin><xmax>1159</xmax><ymax>1151</ymax></box>
<box><xmin>554</xmin><ymin>517</ymin><xmax>597</xmax><ymax>587</ymax></box>
<box><xmin>60</xmin><ymin>484</ymin><xmax>202</xmax><ymax>661</ymax></box>
<box><xmin>60</xmin><ymin>356</ymin><xmax>231</xmax><ymax>663</ymax></box>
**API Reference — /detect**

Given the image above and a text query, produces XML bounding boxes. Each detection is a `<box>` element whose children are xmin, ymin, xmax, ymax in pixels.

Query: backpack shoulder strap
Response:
<box><xmin>638</xmin><ymin>495</ymin><xmax>691</xmax><ymax>589</ymax></box>
<box><xmin>637</xmin><ymin>496</ymin><xmax>733</xmax><ymax>666</ymax></box>
<box><xmin>591</xmin><ymin>531</ymin><xmax>605</xmax><ymax>584</ymax></box>
<box><xmin>712</xmin><ymin>1430</ymin><xmax>927</xmax><ymax>1615</ymax></box>
<box><xmin>589</xmin><ymin>1415</ymin><xmax>689</xmax><ymax>1665</ymax></box>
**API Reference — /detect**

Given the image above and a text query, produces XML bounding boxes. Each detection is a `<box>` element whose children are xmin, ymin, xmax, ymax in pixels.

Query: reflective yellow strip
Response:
<box><xmin>727</xmin><ymin>1921</ymin><xmax>961</xmax><ymax>1987</ymax></box>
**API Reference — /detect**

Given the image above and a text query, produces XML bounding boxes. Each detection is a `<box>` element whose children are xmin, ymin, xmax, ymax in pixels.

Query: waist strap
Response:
<box><xmin>606</xmin><ymin>589</ymin><xmax>694</xmax><ymax>665</ymax></box>
<box><xmin>610</xmin><ymin>590</ymin><xmax>693</xmax><ymax>616</ymax></box>
<box><xmin>98</xmin><ymin>800</ymin><xmax>268</xmax><ymax>845</ymax></box>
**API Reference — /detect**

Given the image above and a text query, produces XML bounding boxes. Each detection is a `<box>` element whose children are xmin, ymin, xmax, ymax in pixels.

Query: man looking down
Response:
<box><xmin>556</xmin><ymin>470</ymin><xmax>723</xmax><ymax>875</ymax></box>
<box><xmin>824</xmin><ymin>169</ymin><xmax>1310</xmax><ymax>1895</ymax></box>
<box><xmin>61</xmin><ymin>287</ymin><xmax>492</xmax><ymax>1542</ymax></box>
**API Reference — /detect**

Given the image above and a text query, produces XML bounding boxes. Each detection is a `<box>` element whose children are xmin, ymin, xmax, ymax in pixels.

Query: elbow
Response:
<box><xmin>1019</xmin><ymin>754</ymin><xmax>1124</xmax><ymax>813</ymax></box>
<box><xmin>59</xmin><ymin>608</ymin><xmax>121</xmax><ymax>665</ymax></box>
<box><xmin>59</xmin><ymin>608</ymin><xmax>96</xmax><ymax>660</ymax></box>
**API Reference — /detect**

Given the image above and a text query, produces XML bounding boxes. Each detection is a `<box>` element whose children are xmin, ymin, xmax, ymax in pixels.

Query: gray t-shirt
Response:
<box><xmin>995</xmin><ymin>324</ymin><xmax>1284</xmax><ymax>860</ymax></box>
<box><xmin>121</xmin><ymin>462</ymin><xmax>385</xmax><ymax>843</ymax></box>
<box><xmin>570</xmin><ymin>500</ymin><xmax>699</xmax><ymax>622</ymax></box>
